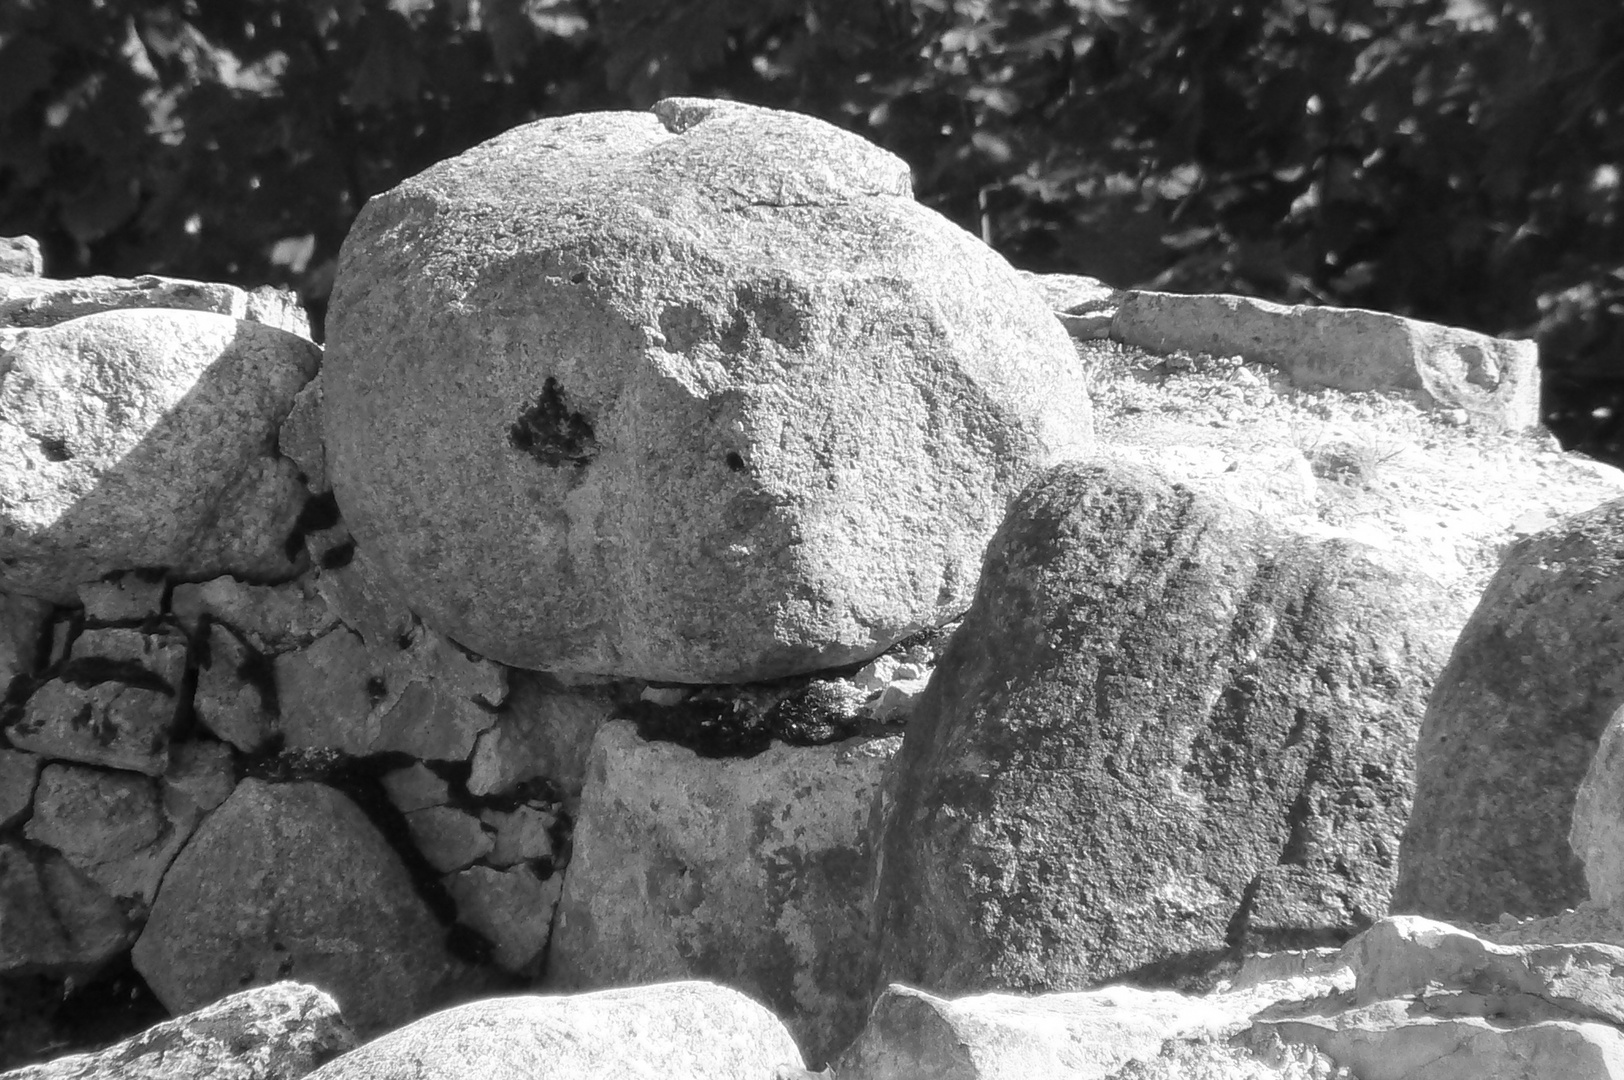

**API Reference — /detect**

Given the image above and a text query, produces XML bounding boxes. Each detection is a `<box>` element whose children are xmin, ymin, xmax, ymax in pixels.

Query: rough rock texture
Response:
<box><xmin>834</xmin><ymin>983</ymin><xmax>1254</xmax><ymax>1080</ymax></box>
<box><xmin>0</xmin><ymin>593</ymin><xmax>49</xmax><ymax>696</ymax></box>
<box><xmin>0</xmin><ymin>309</ymin><xmax>319</xmax><ymax>602</ymax></box>
<box><xmin>1574</xmin><ymin>704</ymin><xmax>1624</xmax><ymax>905</ymax></box>
<box><xmin>0</xmin><ymin>273</ymin><xmax>310</xmax><ymax>338</ymax></box>
<box><xmin>1393</xmin><ymin>497</ymin><xmax>1624</xmax><ymax>922</ymax></box>
<box><xmin>5</xmin><ymin>626</ymin><xmax>189</xmax><ymax>775</ymax></box>
<box><xmin>171</xmin><ymin>575</ymin><xmax>339</xmax><ymax>655</ymax></box>
<box><xmin>322</xmin><ymin>96</ymin><xmax>1093</xmax><ymax>682</ymax></box>
<box><xmin>1018</xmin><ymin>270</ymin><xmax>1119</xmax><ymax>339</ymax></box>
<box><xmin>194</xmin><ymin>623</ymin><xmax>276</xmax><ymax>752</ymax></box>
<box><xmin>404</xmin><ymin>806</ymin><xmax>492</xmax><ymax>873</ymax></box>
<box><xmin>0</xmin><ymin>749</ymin><xmax>39</xmax><ymax>829</ymax></box>
<box><xmin>303</xmin><ymin>981</ymin><xmax>806</xmax><ymax>1080</ymax></box>
<box><xmin>25</xmin><ymin>764</ymin><xmax>181</xmax><ymax>905</ymax></box>
<box><xmin>1111</xmin><ymin>291</ymin><xmax>1539</xmax><ymax>432</ymax></box>
<box><xmin>131</xmin><ymin>779</ymin><xmax>465</xmax><ymax>1034</ymax></box>
<box><xmin>0</xmin><ymin>840</ymin><xmax>132</xmax><ymax>972</ymax></box>
<box><xmin>0</xmin><ymin>981</ymin><xmax>354</xmax><ymax>1080</ymax></box>
<box><xmin>273</xmin><ymin>623</ymin><xmax>505</xmax><ymax>760</ymax></box>
<box><xmin>443</xmin><ymin>865</ymin><xmax>561</xmax><ymax>974</ymax></box>
<box><xmin>466</xmin><ymin>674</ymin><xmax>614</xmax><ymax>803</ymax></box>
<box><xmin>279</xmin><ymin>377</ymin><xmax>327</xmax><ymax>492</ymax></box>
<box><xmin>874</xmin><ymin>459</ymin><xmax>1452</xmax><ymax>998</ymax></box>
<box><xmin>0</xmin><ymin>237</ymin><xmax>42</xmax><ymax>278</ymax></box>
<box><xmin>548</xmin><ymin>721</ymin><xmax>899</xmax><ymax>1065</ymax></box>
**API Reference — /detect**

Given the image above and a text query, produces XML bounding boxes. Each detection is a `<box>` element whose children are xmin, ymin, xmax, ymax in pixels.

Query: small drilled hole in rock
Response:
<box><xmin>569</xmin><ymin>271</ymin><xmax>587</xmax><ymax>285</ymax></box>
<box><xmin>725</xmin><ymin>452</ymin><xmax>746</xmax><ymax>472</ymax></box>
<box><xmin>37</xmin><ymin>436</ymin><xmax>71</xmax><ymax>462</ymax></box>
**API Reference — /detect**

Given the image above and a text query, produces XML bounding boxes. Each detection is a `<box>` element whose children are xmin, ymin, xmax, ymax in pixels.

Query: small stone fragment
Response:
<box><xmin>77</xmin><ymin>573</ymin><xmax>167</xmax><ymax>623</ymax></box>
<box><xmin>0</xmin><ymin>748</ymin><xmax>41</xmax><ymax>829</ymax></box>
<box><xmin>443</xmin><ymin>864</ymin><xmax>561</xmax><ymax>973</ymax></box>
<box><xmin>480</xmin><ymin>804</ymin><xmax>557</xmax><ymax>867</ymax></box>
<box><xmin>467</xmin><ymin>673</ymin><xmax>614</xmax><ymax>803</ymax></box>
<box><xmin>380</xmin><ymin>763</ymin><xmax>450</xmax><ymax>814</ymax></box>
<box><xmin>194</xmin><ymin>623</ymin><xmax>276</xmax><ymax>753</ymax></box>
<box><xmin>404</xmin><ymin>806</ymin><xmax>493</xmax><ymax>873</ymax></box>
<box><xmin>280</xmin><ymin>376</ymin><xmax>328</xmax><ymax>492</ymax></box>
<box><xmin>0</xmin><ymin>236</ymin><xmax>42</xmax><ymax>277</ymax></box>
<box><xmin>0</xmin><ymin>592</ymin><xmax>51</xmax><ymax>694</ymax></box>
<box><xmin>163</xmin><ymin>739</ymin><xmax>236</xmax><ymax>818</ymax></box>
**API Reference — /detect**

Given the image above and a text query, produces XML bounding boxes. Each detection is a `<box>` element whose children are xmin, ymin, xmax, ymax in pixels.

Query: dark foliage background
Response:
<box><xmin>2</xmin><ymin>0</ymin><xmax>1622</xmax><ymax>458</ymax></box>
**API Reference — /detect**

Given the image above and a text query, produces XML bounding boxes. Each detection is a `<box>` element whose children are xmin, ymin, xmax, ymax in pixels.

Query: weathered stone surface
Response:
<box><xmin>0</xmin><ymin>309</ymin><xmax>319</xmax><ymax>602</ymax></box>
<box><xmin>835</xmin><ymin>983</ymin><xmax>1254</xmax><ymax>1080</ymax></box>
<box><xmin>444</xmin><ymin>865</ymin><xmax>560</xmax><ymax>973</ymax></box>
<box><xmin>0</xmin><ymin>839</ymin><xmax>132</xmax><ymax>973</ymax></box>
<box><xmin>1257</xmin><ymin>1003</ymin><xmax>1624</xmax><ymax>1080</ymax></box>
<box><xmin>311</xmin><ymin>543</ymin><xmax>414</xmax><ymax>649</ymax></box>
<box><xmin>77</xmin><ymin>573</ymin><xmax>166</xmax><ymax>623</ymax></box>
<box><xmin>24</xmin><ymin>764</ymin><xmax>174</xmax><ymax>904</ymax></box>
<box><xmin>1394</xmin><ymin>497</ymin><xmax>1624</xmax><ymax>922</ymax></box>
<box><xmin>274</xmin><ymin>623</ymin><xmax>505</xmax><ymax>760</ymax></box>
<box><xmin>380</xmin><ymin>763</ymin><xmax>450</xmax><ymax>814</ymax></box>
<box><xmin>481</xmin><ymin>804</ymin><xmax>556</xmax><ymax>867</ymax></box>
<box><xmin>302</xmin><ymin>981</ymin><xmax>806</xmax><ymax>1080</ymax></box>
<box><xmin>1111</xmin><ymin>291</ymin><xmax>1539</xmax><ymax>431</ymax></box>
<box><xmin>1575</xmin><ymin>704</ymin><xmax>1624</xmax><ymax>906</ymax></box>
<box><xmin>161</xmin><ymin>739</ymin><xmax>235</xmax><ymax>818</ymax></box>
<box><xmin>6</xmin><ymin>626</ymin><xmax>189</xmax><ymax>775</ymax></box>
<box><xmin>0</xmin><ymin>592</ymin><xmax>50</xmax><ymax>696</ymax></box>
<box><xmin>874</xmin><ymin>459</ymin><xmax>1451</xmax><ymax>999</ymax></box>
<box><xmin>0</xmin><ymin>273</ymin><xmax>310</xmax><ymax>338</ymax></box>
<box><xmin>194</xmin><ymin>623</ymin><xmax>276</xmax><ymax>753</ymax></box>
<box><xmin>0</xmin><ymin>237</ymin><xmax>42</xmax><ymax>278</ymax></box>
<box><xmin>404</xmin><ymin>806</ymin><xmax>492</xmax><ymax>873</ymax></box>
<box><xmin>1020</xmin><ymin>270</ymin><xmax>1120</xmax><ymax>340</ymax></box>
<box><xmin>0</xmin><ymin>748</ymin><xmax>40</xmax><ymax>829</ymax></box>
<box><xmin>172</xmin><ymin>575</ymin><xmax>338</xmax><ymax>654</ymax></box>
<box><xmin>323</xmin><ymin>97</ymin><xmax>1093</xmax><ymax>682</ymax></box>
<box><xmin>467</xmin><ymin>674</ymin><xmax>614</xmax><ymax>802</ymax></box>
<box><xmin>548</xmin><ymin>721</ymin><xmax>898</xmax><ymax>1065</ymax></box>
<box><xmin>279</xmin><ymin>375</ymin><xmax>327</xmax><ymax>492</ymax></box>
<box><xmin>1</xmin><ymin>981</ymin><xmax>354</xmax><ymax>1080</ymax></box>
<box><xmin>132</xmin><ymin>779</ymin><xmax>465</xmax><ymax>1034</ymax></box>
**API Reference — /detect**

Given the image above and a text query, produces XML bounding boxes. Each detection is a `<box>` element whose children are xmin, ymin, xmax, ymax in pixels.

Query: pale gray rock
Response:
<box><xmin>835</xmin><ymin>983</ymin><xmax>1253</xmax><ymax>1080</ymax></box>
<box><xmin>279</xmin><ymin>376</ymin><xmax>327</xmax><ymax>491</ymax></box>
<box><xmin>77</xmin><ymin>573</ymin><xmax>166</xmax><ymax>623</ymax></box>
<box><xmin>5</xmin><ymin>626</ymin><xmax>189</xmax><ymax>775</ymax></box>
<box><xmin>0</xmin><ymin>591</ymin><xmax>50</xmax><ymax>695</ymax></box>
<box><xmin>194</xmin><ymin>623</ymin><xmax>276</xmax><ymax>753</ymax></box>
<box><xmin>0</xmin><ymin>839</ymin><xmax>132</xmax><ymax>973</ymax></box>
<box><xmin>1394</xmin><ymin>497</ymin><xmax>1624</xmax><ymax>921</ymax></box>
<box><xmin>0</xmin><ymin>981</ymin><xmax>354</xmax><ymax>1080</ymax></box>
<box><xmin>444</xmin><ymin>864</ymin><xmax>560</xmax><ymax>973</ymax></box>
<box><xmin>1257</xmin><ymin>1002</ymin><xmax>1624</xmax><ymax>1080</ymax></box>
<box><xmin>1346</xmin><ymin>916</ymin><xmax>1624</xmax><ymax>1027</ymax></box>
<box><xmin>0</xmin><ymin>309</ymin><xmax>319</xmax><ymax>602</ymax></box>
<box><xmin>1575</xmin><ymin>703</ymin><xmax>1624</xmax><ymax>905</ymax></box>
<box><xmin>1019</xmin><ymin>270</ymin><xmax>1120</xmax><ymax>340</ymax></box>
<box><xmin>548</xmin><ymin>721</ymin><xmax>899</xmax><ymax>1065</ymax></box>
<box><xmin>322</xmin><ymin>97</ymin><xmax>1093</xmax><ymax>682</ymax></box>
<box><xmin>404</xmin><ymin>805</ymin><xmax>493</xmax><ymax>873</ymax></box>
<box><xmin>380</xmin><ymin>762</ymin><xmax>451</xmax><ymax>813</ymax></box>
<box><xmin>274</xmin><ymin>623</ymin><xmax>504</xmax><ymax>760</ymax></box>
<box><xmin>481</xmin><ymin>804</ymin><xmax>557</xmax><ymax>866</ymax></box>
<box><xmin>0</xmin><ymin>748</ymin><xmax>39</xmax><ymax>829</ymax></box>
<box><xmin>467</xmin><ymin>674</ymin><xmax>614</xmax><ymax>803</ymax></box>
<box><xmin>132</xmin><ymin>779</ymin><xmax>466</xmax><ymax>1034</ymax></box>
<box><xmin>1111</xmin><ymin>291</ymin><xmax>1539</xmax><ymax>432</ymax></box>
<box><xmin>0</xmin><ymin>273</ymin><xmax>310</xmax><ymax>338</ymax></box>
<box><xmin>171</xmin><ymin>575</ymin><xmax>338</xmax><ymax>654</ymax></box>
<box><xmin>0</xmin><ymin>237</ymin><xmax>42</xmax><ymax>277</ymax></box>
<box><xmin>874</xmin><ymin>459</ymin><xmax>1452</xmax><ymax>998</ymax></box>
<box><xmin>302</xmin><ymin>981</ymin><xmax>806</xmax><ymax>1080</ymax></box>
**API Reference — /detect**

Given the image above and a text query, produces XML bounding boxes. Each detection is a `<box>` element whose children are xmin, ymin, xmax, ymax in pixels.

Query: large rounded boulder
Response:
<box><xmin>322</xmin><ymin>98</ymin><xmax>1092</xmax><ymax>682</ymax></box>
